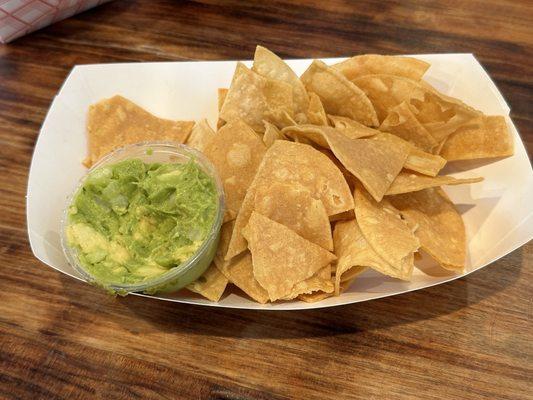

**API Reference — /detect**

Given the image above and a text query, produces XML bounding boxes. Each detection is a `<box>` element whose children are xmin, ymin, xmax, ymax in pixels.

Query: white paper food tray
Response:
<box><xmin>27</xmin><ymin>54</ymin><xmax>533</xmax><ymax>310</ymax></box>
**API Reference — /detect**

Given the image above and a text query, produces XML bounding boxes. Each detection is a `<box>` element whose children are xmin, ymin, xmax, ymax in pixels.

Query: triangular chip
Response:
<box><xmin>354</xmin><ymin>185</ymin><xmax>419</xmax><ymax>280</ymax></box>
<box><xmin>372</xmin><ymin>132</ymin><xmax>446</xmax><ymax>176</ymax></box>
<box><xmin>334</xmin><ymin>220</ymin><xmax>390</xmax><ymax>295</ymax></box>
<box><xmin>213</xmin><ymin>221</ymin><xmax>269</xmax><ymax>303</ymax></box>
<box><xmin>254</xmin><ymin>182</ymin><xmax>333</xmax><ymax>250</ymax></box>
<box><xmin>243</xmin><ymin>212</ymin><xmax>336</xmax><ymax>301</ymax></box>
<box><xmin>262</xmin><ymin>120</ymin><xmax>286</xmax><ymax>148</ymax></box>
<box><xmin>439</xmin><ymin>116</ymin><xmax>514</xmax><ymax>160</ymax></box>
<box><xmin>389</xmin><ymin>188</ymin><xmax>466</xmax><ymax>271</ymax></box>
<box><xmin>379</xmin><ymin>101</ymin><xmax>438</xmax><ymax>151</ymax></box>
<box><xmin>307</xmin><ymin>92</ymin><xmax>328</xmax><ymax>125</ymax></box>
<box><xmin>281</xmin><ymin>126</ymin><xmax>408</xmax><ymax>200</ymax></box>
<box><xmin>282</xmin><ymin>124</ymin><xmax>374</xmax><ymax>147</ymax></box>
<box><xmin>328</xmin><ymin>115</ymin><xmax>378</xmax><ymax>138</ymax></box>
<box><xmin>333</xmin><ymin>55</ymin><xmax>430</xmax><ymax>81</ymax></box>
<box><xmin>85</xmin><ymin>95</ymin><xmax>194</xmax><ymax>167</ymax></box>
<box><xmin>352</xmin><ymin>74</ymin><xmax>480</xmax><ymax>137</ymax></box>
<box><xmin>186</xmin><ymin>263</ymin><xmax>228</xmax><ymax>302</ymax></box>
<box><xmin>221</xmin><ymin>252</ymin><xmax>269</xmax><ymax>304</ymax></box>
<box><xmin>217</xmin><ymin>88</ymin><xmax>228</xmax><ymax>129</ymax></box>
<box><xmin>225</xmin><ymin>141</ymin><xmax>353</xmax><ymax>260</ymax></box>
<box><xmin>252</xmin><ymin>45</ymin><xmax>309</xmax><ymax>123</ymax></box>
<box><xmin>203</xmin><ymin>119</ymin><xmax>266</xmax><ymax>221</ymax></box>
<box><xmin>186</xmin><ymin>119</ymin><xmax>216</xmax><ymax>151</ymax></box>
<box><xmin>280</xmin><ymin>265</ymin><xmax>334</xmax><ymax>300</ymax></box>
<box><xmin>220</xmin><ymin>62</ymin><xmax>294</xmax><ymax>132</ymax></box>
<box><xmin>386</xmin><ymin>172</ymin><xmax>483</xmax><ymax>195</ymax></box>
<box><xmin>300</xmin><ymin>60</ymin><xmax>378</xmax><ymax>126</ymax></box>
<box><xmin>325</xmin><ymin>129</ymin><xmax>410</xmax><ymax>201</ymax></box>
<box><xmin>213</xmin><ymin>220</ymin><xmax>235</xmax><ymax>270</ymax></box>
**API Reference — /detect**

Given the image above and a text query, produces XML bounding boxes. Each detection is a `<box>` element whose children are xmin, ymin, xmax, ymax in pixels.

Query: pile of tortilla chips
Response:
<box><xmin>86</xmin><ymin>46</ymin><xmax>514</xmax><ymax>303</ymax></box>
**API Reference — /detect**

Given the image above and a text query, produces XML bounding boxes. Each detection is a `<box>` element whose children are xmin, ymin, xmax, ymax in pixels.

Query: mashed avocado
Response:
<box><xmin>66</xmin><ymin>158</ymin><xmax>218</xmax><ymax>286</ymax></box>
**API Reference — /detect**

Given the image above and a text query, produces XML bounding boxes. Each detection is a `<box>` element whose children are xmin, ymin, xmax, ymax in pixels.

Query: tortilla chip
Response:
<box><xmin>203</xmin><ymin>119</ymin><xmax>266</xmax><ymax>221</ymax></box>
<box><xmin>254</xmin><ymin>182</ymin><xmax>333</xmax><ymax>250</ymax></box>
<box><xmin>220</xmin><ymin>62</ymin><xmax>294</xmax><ymax>132</ymax></box>
<box><xmin>372</xmin><ymin>132</ymin><xmax>446</xmax><ymax>176</ymax></box>
<box><xmin>386</xmin><ymin>172</ymin><xmax>483</xmax><ymax>195</ymax></box>
<box><xmin>379</xmin><ymin>101</ymin><xmax>438</xmax><ymax>152</ymax></box>
<box><xmin>186</xmin><ymin>119</ymin><xmax>216</xmax><ymax>151</ymax></box>
<box><xmin>186</xmin><ymin>263</ymin><xmax>228</xmax><ymax>302</ymax></box>
<box><xmin>253</xmin><ymin>45</ymin><xmax>309</xmax><ymax>123</ymax></box>
<box><xmin>354</xmin><ymin>185</ymin><xmax>419</xmax><ymax>280</ymax></box>
<box><xmin>281</xmin><ymin>125</ymin><xmax>330</xmax><ymax>148</ymax></box>
<box><xmin>439</xmin><ymin>116</ymin><xmax>514</xmax><ymax>160</ymax></box>
<box><xmin>282</xmin><ymin>124</ymin><xmax>374</xmax><ymax>147</ymax></box>
<box><xmin>300</xmin><ymin>60</ymin><xmax>378</xmax><ymax>126</ymax></box>
<box><xmin>333</xmin><ymin>55</ymin><xmax>430</xmax><ymax>81</ymax></box>
<box><xmin>389</xmin><ymin>188</ymin><xmax>466</xmax><ymax>271</ymax></box>
<box><xmin>220</xmin><ymin>252</ymin><xmax>269</xmax><ymax>304</ymax></box>
<box><xmin>225</xmin><ymin>141</ymin><xmax>353</xmax><ymax>260</ymax></box>
<box><xmin>243</xmin><ymin>212</ymin><xmax>336</xmax><ymax>301</ymax></box>
<box><xmin>325</xmin><ymin>129</ymin><xmax>410</xmax><ymax>201</ymax></box>
<box><xmin>217</xmin><ymin>88</ymin><xmax>228</xmax><ymax>129</ymax></box>
<box><xmin>328</xmin><ymin>115</ymin><xmax>378</xmax><ymax>138</ymax></box>
<box><xmin>281</xmin><ymin>265</ymin><xmax>334</xmax><ymax>300</ymax></box>
<box><xmin>307</xmin><ymin>92</ymin><xmax>328</xmax><ymax>125</ymax></box>
<box><xmin>334</xmin><ymin>220</ymin><xmax>390</xmax><ymax>295</ymax></box>
<box><xmin>262</xmin><ymin>120</ymin><xmax>286</xmax><ymax>148</ymax></box>
<box><xmin>85</xmin><ymin>95</ymin><xmax>194</xmax><ymax>167</ymax></box>
<box><xmin>213</xmin><ymin>220</ymin><xmax>235</xmax><ymax>270</ymax></box>
<box><xmin>352</xmin><ymin>74</ymin><xmax>480</xmax><ymax>136</ymax></box>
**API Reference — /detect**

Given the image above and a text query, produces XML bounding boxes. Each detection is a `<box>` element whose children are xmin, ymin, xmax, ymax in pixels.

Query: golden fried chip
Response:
<box><xmin>379</xmin><ymin>101</ymin><xmax>438</xmax><ymax>151</ymax></box>
<box><xmin>325</xmin><ymin>129</ymin><xmax>410</xmax><ymax>201</ymax></box>
<box><xmin>221</xmin><ymin>252</ymin><xmax>269</xmax><ymax>304</ymax></box>
<box><xmin>334</xmin><ymin>220</ymin><xmax>393</xmax><ymax>295</ymax></box>
<box><xmin>439</xmin><ymin>116</ymin><xmax>514</xmax><ymax>160</ymax></box>
<box><xmin>225</xmin><ymin>141</ymin><xmax>353</xmax><ymax>260</ymax></box>
<box><xmin>281</xmin><ymin>265</ymin><xmax>334</xmax><ymax>300</ymax></box>
<box><xmin>300</xmin><ymin>60</ymin><xmax>378</xmax><ymax>126</ymax></box>
<box><xmin>307</xmin><ymin>92</ymin><xmax>328</xmax><ymax>125</ymax></box>
<box><xmin>253</xmin><ymin>45</ymin><xmax>309</xmax><ymax>123</ymax></box>
<box><xmin>243</xmin><ymin>212</ymin><xmax>336</xmax><ymax>301</ymax></box>
<box><xmin>282</xmin><ymin>124</ymin><xmax>374</xmax><ymax>147</ymax></box>
<box><xmin>254</xmin><ymin>182</ymin><xmax>333</xmax><ymax>250</ymax></box>
<box><xmin>186</xmin><ymin>263</ymin><xmax>228</xmax><ymax>302</ymax></box>
<box><xmin>389</xmin><ymin>188</ymin><xmax>466</xmax><ymax>271</ymax></box>
<box><xmin>203</xmin><ymin>119</ymin><xmax>266</xmax><ymax>221</ymax></box>
<box><xmin>220</xmin><ymin>63</ymin><xmax>294</xmax><ymax>132</ymax></box>
<box><xmin>213</xmin><ymin>222</ymin><xmax>269</xmax><ymax>303</ymax></box>
<box><xmin>372</xmin><ymin>132</ymin><xmax>446</xmax><ymax>176</ymax></box>
<box><xmin>85</xmin><ymin>95</ymin><xmax>194</xmax><ymax>167</ymax></box>
<box><xmin>262</xmin><ymin>120</ymin><xmax>286</xmax><ymax>148</ymax></box>
<box><xmin>217</xmin><ymin>88</ymin><xmax>228</xmax><ymax>129</ymax></box>
<box><xmin>333</xmin><ymin>55</ymin><xmax>430</xmax><ymax>81</ymax></box>
<box><xmin>213</xmin><ymin>220</ymin><xmax>235</xmax><ymax>270</ymax></box>
<box><xmin>328</xmin><ymin>115</ymin><xmax>378</xmax><ymax>138</ymax></box>
<box><xmin>353</xmin><ymin>74</ymin><xmax>480</xmax><ymax>137</ymax></box>
<box><xmin>386</xmin><ymin>172</ymin><xmax>483</xmax><ymax>195</ymax></box>
<box><xmin>186</xmin><ymin>119</ymin><xmax>216</xmax><ymax>151</ymax></box>
<box><xmin>354</xmin><ymin>185</ymin><xmax>419</xmax><ymax>280</ymax></box>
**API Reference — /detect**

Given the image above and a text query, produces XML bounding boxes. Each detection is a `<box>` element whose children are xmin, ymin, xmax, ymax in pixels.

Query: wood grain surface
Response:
<box><xmin>0</xmin><ymin>1</ymin><xmax>531</xmax><ymax>399</ymax></box>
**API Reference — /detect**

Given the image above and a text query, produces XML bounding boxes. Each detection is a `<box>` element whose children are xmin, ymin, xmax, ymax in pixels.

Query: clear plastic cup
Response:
<box><xmin>60</xmin><ymin>142</ymin><xmax>225</xmax><ymax>295</ymax></box>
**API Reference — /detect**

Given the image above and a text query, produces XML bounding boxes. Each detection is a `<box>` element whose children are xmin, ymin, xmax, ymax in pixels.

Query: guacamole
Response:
<box><xmin>66</xmin><ymin>158</ymin><xmax>218</xmax><ymax>287</ymax></box>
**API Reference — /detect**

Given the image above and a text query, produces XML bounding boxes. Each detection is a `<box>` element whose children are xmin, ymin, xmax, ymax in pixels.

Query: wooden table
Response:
<box><xmin>0</xmin><ymin>1</ymin><xmax>531</xmax><ymax>399</ymax></box>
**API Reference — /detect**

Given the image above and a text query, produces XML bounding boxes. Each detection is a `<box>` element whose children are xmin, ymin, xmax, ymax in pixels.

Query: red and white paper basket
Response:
<box><xmin>0</xmin><ymin>0</ymin><xmax>112</xmax><ymax>43</ymax></box>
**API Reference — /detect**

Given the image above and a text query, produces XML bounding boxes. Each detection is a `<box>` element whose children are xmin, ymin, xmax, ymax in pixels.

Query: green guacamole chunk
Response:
<box><xmin>66</xmin><ymin>158</ymin><xmax>218</xmax><ymax>286</ymax></box>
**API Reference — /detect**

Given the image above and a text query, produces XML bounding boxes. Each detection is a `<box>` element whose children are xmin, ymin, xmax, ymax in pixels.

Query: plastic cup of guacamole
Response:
<box><xmin>61</xmin><ymin>142</ymin><xmax>225</xmax><ymax>295</ymax></box>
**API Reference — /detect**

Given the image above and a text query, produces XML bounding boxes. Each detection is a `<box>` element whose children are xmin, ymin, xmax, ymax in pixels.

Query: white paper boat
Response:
<box><xmin>27</xmin><ymin>54</ymin><xmax>533</xmax><ymax>310</ymax></box>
